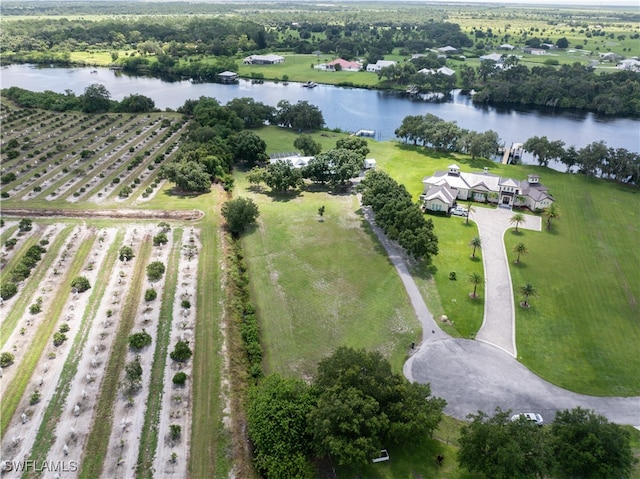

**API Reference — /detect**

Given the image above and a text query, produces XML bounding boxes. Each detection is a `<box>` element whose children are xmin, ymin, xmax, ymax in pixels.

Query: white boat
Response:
<box><xmin>302</xmin><ymin>81</ymin><xmax>318</xmax><ymax>88</ymax></box>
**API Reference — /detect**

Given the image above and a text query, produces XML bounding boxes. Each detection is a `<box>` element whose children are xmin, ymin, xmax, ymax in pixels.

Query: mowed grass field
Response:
<box><xmin>234</xmin><ymin>170</ymin><xmax>419</xmax><ymax>377</ymax></box>
<box><xmin>252</xmin><ymin>127</ymin><xmax>639</xmax><ymax>396</ymax></box>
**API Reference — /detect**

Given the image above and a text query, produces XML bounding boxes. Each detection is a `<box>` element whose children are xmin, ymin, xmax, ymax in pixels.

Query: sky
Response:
<box><xmin>423</xmin><ymin>0</ymin><xmax>638</xmax><ymax>5</ymax></box>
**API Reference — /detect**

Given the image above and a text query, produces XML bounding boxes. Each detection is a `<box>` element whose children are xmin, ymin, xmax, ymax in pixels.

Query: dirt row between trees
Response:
<box><xmin>1</xmin><ymin>209</ymin><xmax>204</xmax><ymax>221</ymax></box>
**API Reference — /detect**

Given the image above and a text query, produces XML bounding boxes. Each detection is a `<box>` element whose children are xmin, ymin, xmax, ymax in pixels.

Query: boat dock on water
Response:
<box><xmin>502</xmin><ymin>142</ymin><xmax>524</xmax><ymax>164</ymax></box>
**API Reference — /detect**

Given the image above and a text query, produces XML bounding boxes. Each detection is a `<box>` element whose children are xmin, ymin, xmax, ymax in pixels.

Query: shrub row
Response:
<box><xmin>1</xmin><ymin>241</ymin><xmax>47</xmax><ymax>299</ymax></box>
<box><xmin>228</xmin><ymin>237</ymin><xmax>262</xmax><ymax>381</ymax></box>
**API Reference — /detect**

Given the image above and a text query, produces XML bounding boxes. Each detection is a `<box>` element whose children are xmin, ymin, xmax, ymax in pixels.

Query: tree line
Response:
<box><xmin>523</xmin><ymin>135</ymin><xmax>640</xmax><ymax>184</ymax></box>
<box><xmin>160</xmin><ymin>97</ymin><xmax>325</xmax><ymax>192</ymax></box>
<box><xmin>470</xmin><ymin>62</ymin><xmax>640</xmax><ymax>116</ymax></box>
<box><xmin>395</xmin><ymin>113</ymin><xmax>502</xmax><ymax>160</ymax></box>
<box><xmin>395</xmin><ymin>113</ymin><xmax>640</xmax><ymax>186</ymax></box>
<box><xmin>247</xmin><ymin>347</ymin><xmax>446</xmax><ymax>477</ymax></box>
<box><xmin>357</xmin><ymin>170</ymin><xmax>439</xmax><ymax>263</ymax></box>
<box><xmin>3</xmin><ymin>84</ymin><xmax>157</xmax><ymax>113</ymax></box>
<box><xmin>459</xmin><ymin>407</ymin><xmax>635</xmax><ymax>479</ymax></box>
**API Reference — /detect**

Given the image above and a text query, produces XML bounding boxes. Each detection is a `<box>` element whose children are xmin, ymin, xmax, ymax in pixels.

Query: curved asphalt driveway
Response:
<box><xmin>360</xmin><ymin>203</ymin><xmax>639</xmax><ymax>427</ymax></box>
<box><xmin>473</xmin><ymin>206</ymin><xmax>541</xmax><ymax>357</ymax></box>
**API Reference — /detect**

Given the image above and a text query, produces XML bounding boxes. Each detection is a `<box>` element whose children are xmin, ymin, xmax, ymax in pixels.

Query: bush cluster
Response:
<box><xmin>128</xmin><ymin>330</ymin><xmax>152</xmax><ymax>350</ymax></box>
<box><xmin>2</xmin><ymin>241</ymin><xmax>47</xmax><ymax>299</ymax></box>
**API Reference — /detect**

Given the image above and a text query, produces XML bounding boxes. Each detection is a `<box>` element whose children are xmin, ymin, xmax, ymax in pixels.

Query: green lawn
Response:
<box><xmin>235</xmin><ymin>172</ymin><xmax>419</xmax><ymax>377</ymax></box>
<box><xmin>504</xmin><ymin>173</ymin><xmax>640</xmax><ymax>396</ymax></box>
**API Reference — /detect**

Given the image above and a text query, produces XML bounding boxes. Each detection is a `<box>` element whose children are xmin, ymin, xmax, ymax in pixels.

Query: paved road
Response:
<box><xmin>360</xmin><ymin>203</ymin><xmax>639</xmax><ymax>427</ymax></box>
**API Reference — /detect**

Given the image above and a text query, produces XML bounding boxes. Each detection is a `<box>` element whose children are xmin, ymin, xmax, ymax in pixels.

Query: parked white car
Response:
<box><xmin>511</xmin><ymin>412</ymin><xmax>544</xmax><ymax>425</ymax></box>
<box><xmin>449</xmin><ymin>206</ymin><xmax>468</xmax><ymax>217</ymax></box>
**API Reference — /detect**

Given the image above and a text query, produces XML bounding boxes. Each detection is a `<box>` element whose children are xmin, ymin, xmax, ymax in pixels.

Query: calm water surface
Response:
<box><xmin>1</xmin><ymin>64</ymin><xmax>638</xmax><ymax>157</ymax></box>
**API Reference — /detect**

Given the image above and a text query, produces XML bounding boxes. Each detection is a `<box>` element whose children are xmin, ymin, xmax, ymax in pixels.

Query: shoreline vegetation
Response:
<box><xmin>1</xmin><ymin>1</ymin><xmax>639</xmax><ymax>116</ymax></box>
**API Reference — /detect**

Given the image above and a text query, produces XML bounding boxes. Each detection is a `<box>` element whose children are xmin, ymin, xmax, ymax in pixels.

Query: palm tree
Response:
<box><xmin>513</xmin><ymin>242</ymin><xmax>529</xmax><ymax>264</ymax></box>
<box><xmin>469</xmin><ymin>236</ymin><xmax>482</xmax><ymax>258</ymax></box>
<box><xmin>466</xmin><ymin>201</ymin><xmax>476</xmax><ymax>225</ymax></box>
<box><xmin>519</xmin><ymin>283</ymin><xmax>537</xmax><ymax>307</ymax></box>
<box><xmin>510</xmin><ymin>212</ymin><xmax>526</xmax><ymax>233</ymax></box>
<box><xmin>543</xmin><ymin>203</ymin><xmax>559</xmax><ymax>231</ymax></box>
<box><xmin>468</xmin><ymin>272</ymin><xmax>484</xmax><ymax>299</ymax></box>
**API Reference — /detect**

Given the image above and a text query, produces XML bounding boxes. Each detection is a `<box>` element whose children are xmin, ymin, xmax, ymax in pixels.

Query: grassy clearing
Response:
<box><xmin>25</xmin><ymin>228</ymin><xmax>123</xmax><ymax>472</ymax></box>
<box><xmin>236</xmin><ymin>53</ymin><xmax>381</xmax><ymax>87</ymax></box>
<box><xmin>79</xmin><ymin>236</ymin><xmax>152</xmax><ymax>479</ymax></box>
<box><xmin>189</xmin><ymin>188</ymin><xmax>230</xmax><ymax>479</ymax></box>
<box><xmin>136</xmin><ymin>228</ymin><xmax>182</xmax><ymax>478</ymax></box>
<box><xmin>0</xmin><ymin>226</ymin><xmax>92</xmax><ymax>436</ymax></box>
<box><xmin>235</xmin><ymin>170</ymin><xmax>419</xmax><ymax>377</ymax></box>
<box><xmin>504</xmin><ymin>173</ymin><xmax>640</xmax><ymax>396</ymax></box>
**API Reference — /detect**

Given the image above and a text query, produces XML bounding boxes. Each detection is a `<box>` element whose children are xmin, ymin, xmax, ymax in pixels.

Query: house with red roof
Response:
<box><xmin>315</xmin><ymin>58</ymin><xmax>362</xmax><ymax>72</ymax></box>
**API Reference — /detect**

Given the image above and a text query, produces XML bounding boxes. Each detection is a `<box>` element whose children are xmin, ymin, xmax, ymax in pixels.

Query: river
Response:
<box><xmin>1</xmin><ymin>64</ymin><xmax>639</xmax><ymax>158</ymax></box>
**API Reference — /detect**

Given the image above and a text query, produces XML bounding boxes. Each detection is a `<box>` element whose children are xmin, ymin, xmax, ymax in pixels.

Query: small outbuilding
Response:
<box><xmin>363</xmin><ymin>158</ymin><xmax>377</xmax><ymax>170</ymax></box>
<box><xmin>218</xmin><ymin>71</ymin><xmax>239</xmax><ymax>83</ymax></box>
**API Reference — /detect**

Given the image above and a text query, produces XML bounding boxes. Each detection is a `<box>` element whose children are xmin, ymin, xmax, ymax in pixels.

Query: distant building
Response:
<box><xmin>437</xmin><ymin>46</ymin><xmax>459</xmax><ymax>54</ymax></box>
<box><xmin>523</xmin><ymin>47</ymin><xmax>546</xmax><ymax>55</ymax></box>
<box><xmin>479</xmin><ymin>53</ymin><xmax>505</xmax><ymax>62</ymax></box>
<box><xmin>218</xmin><ymin>71</ymin><xmax>239</xmax><ymax>83</ymax></box>
<box><xmin>421</xmin><ymin>164</ymin><xmax>554</xmax><ymax>212</ymax></box>
<box><xmin>269</xmin><ymin>153</ymin><xmax>314</xmax><ymax>168</ymax></box>
<box><xmin>243</xmin><ymin>54</ymin><xmax>285</xmax><ymax>65</ymax></box>
<box><xmin>363</xmin><ymin>158</ymin><xmax>377</xmax><ymax>169</ymax></box>
<box><xmin>499</xmin><ymin>44</ymin><xmax>515</xmax><ymax>50</ymax></box>
<box><xmin>418</xmin><ymin>66</ymin><xmax>456</xmax><ymax>76</ymax></box>
<box><xmin>600</xmin><ymin>52</ymin><xmax>621</xmax><ymax>62</ymax></box>
<box><xmin>618</xmin><ymin>58</ymin><xmax>640</xmax><ymax>71</ymax></box>
<box><xmin>316</xmin><ymin>58</ymin><xmax>362</xmax><ymax>72</ymax></box>
<box><xmin>366</xmin><ymin>60</ymin><xmax>397</xmax><ymax>73</ymax></box>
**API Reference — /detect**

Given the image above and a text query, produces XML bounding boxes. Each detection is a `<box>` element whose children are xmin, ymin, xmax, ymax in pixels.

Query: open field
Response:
<box><xmin>234</xmin><ymin>171</ymin><xmax>419</xmax><ymax>376</ymax></box>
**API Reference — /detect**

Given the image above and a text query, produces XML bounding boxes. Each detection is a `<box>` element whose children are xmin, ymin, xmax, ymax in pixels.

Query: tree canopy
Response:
<box><xmin>311</xmin><ymin>347</ymin><xmax>445</xmax><ymax>466</ymax></box>
<box><xmin>160</xmin><ymin>160</ymin><xmax>212</xmax><ymax>193</ymax></box>
<box><xmin>551</xmin><ymin>407</ymin><xmax>635</xmax><ymax>479</ymax></box>
<box><xmin>247</xmin><ymin>374</ymin><xmax>316</xmax><ymax>479</ymax></box>
<box><xmin>357</xmin><ymin>170</ymin><xmax>439</xmax><ymax>262</ymax></box>
<box><xmin>275</xmin><ymin>100</ymin><xmax>325</xmax><ymax>130</ymax></box>
<box><xmin>221</xmin><ymin>197</ymin><xmax>260</xmax><ymax>235</ymax></box>
<box><xmin>458</xmin><ymin>408</ymin><xmax>553</xmax><ymax>479</ymax></box>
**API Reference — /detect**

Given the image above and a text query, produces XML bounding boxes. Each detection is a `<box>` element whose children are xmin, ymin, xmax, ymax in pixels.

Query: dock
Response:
<box><xmin>502</xmin><ymin>142</ymin><xmax>523</xmax><ymax>164</ymax></box>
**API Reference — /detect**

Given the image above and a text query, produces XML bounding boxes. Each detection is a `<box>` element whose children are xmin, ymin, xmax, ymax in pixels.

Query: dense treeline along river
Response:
<box><xmin>2</xmin><ymin>65</ymin><xmax>639</xmax><ymax>158</ymax></box>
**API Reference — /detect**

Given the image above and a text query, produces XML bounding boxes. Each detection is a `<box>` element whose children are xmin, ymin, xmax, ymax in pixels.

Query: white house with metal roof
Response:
<box><xmin>243</xmin><ymin>54</ymin><xmax>285</xmax><ymax>65</ymax></box>
<box><xmin>366</xmin><ymin>60</ymin><xmax>397</xmax><ymax>73</ymax></box>
<box><xmin>421</xmin><ymin>164</ymin><xmax>554</xmax><ymax>212</ymax></box>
